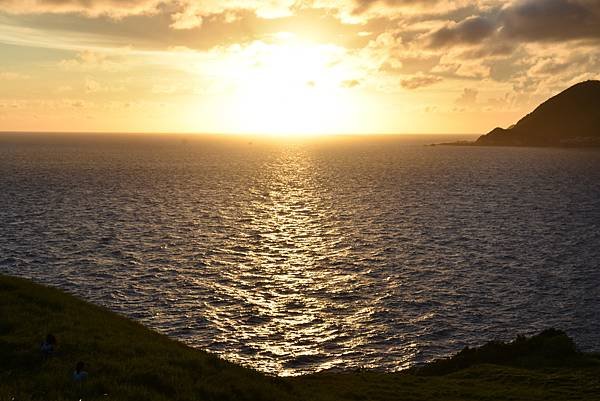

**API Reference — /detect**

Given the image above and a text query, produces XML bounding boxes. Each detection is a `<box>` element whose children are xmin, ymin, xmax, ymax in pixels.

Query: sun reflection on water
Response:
<box><xmin>192</xmin><ymin>143</ymin><xmax>422</xmax><ymax>375</ymax></box>
<box><xmin>203</xmin><ymin>145</ymin><xmax>362</xmax><ymax>373</ymax></box>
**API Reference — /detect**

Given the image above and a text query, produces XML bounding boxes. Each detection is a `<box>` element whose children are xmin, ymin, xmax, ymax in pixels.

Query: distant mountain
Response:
<box><xmin>476</xmin><ymin>80</ymin><xmax>600</xmax><ymax>147</ymax></box>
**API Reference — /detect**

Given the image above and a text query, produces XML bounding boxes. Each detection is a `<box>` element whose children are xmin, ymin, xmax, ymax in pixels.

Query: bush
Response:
<box><xmin>415</xmin><ymin>329</ymin><xmax>577</xmax><ymax>376</ymax></box>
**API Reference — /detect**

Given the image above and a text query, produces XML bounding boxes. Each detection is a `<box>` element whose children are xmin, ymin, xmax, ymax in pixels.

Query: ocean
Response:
<box><xmin>1</xmin><ymin>132</ymin><xmax>599</xmax><ymax>375</ymax></box>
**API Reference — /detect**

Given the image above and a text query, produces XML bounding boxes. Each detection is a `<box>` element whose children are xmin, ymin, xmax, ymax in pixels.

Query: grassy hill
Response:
<box><xmin>2</xmin><ymin>273</ymin><xmax>600</xmax><ymax>400</ymax></box>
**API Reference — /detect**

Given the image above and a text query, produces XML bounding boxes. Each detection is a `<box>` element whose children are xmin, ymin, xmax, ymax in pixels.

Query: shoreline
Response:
<box><xmin>431</xmin><ymin>141</ymin><xmax>600</xmax><ymax>148</ymax></box>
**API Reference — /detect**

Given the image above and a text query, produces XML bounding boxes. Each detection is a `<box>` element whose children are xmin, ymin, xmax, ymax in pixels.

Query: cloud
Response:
<box><xmin>456</xmin><ymin>88</ymin><xmax>478</xmax><ymax>105</ymax></box>
<box><xmin>400</xmin><ymin>74</ymin><xmax>441</xmax><ymax>89</ymax></box>
<box><xmin>0</xmin><ymin>0</ymin><xmax>301</xmax><ymax>29</ymax></box>
<box><xmin>0</xmin><ymin>0</ymin><xmax>163</xmax><ymax>18</ymax></box>
<box><xmin>2</xmin><ymin>0</ymin><xmax>599</xmax><ymax>46</ymax></box>
<box><xmin>425</xmin><ymin>0</ymin><xmax>600</xmax><ymax>50</ymax></box>
<box><xmin>83</xmin><ymin>77</ymin><xmax>125</xmax><ymax>93</ymax></box>
<box><xmin>484</xmin><ymin>92</ymin><xmax>516</xmax><ymax>111</ymax></box>
<box><xmin>341</xmin><ymin>79</ymin><xmax>360</xmax><ymax>88</ymax></box>
<box><xmin>168</xmin><ymin>1</ymin><xmax>297</xmax><ymax>30</ymax></box>
<box><xmin>529</xmin><ymin>58</ymin><xmax>570</xmax><ymax>76</ymax></box>
<box><xmin>500</xmin><ymin>0</ymin><xmax>600</xmax><ymax>41</ymax></box>
<box><xmin>351</xmin><ymin>0</ymin><xmax>447</xmax><ymax>15</ymax></box>
<box><xmin>428</xmin><ymin>16</ymin><xmax>496</xmax><ymax>48</ymax></box>
<box><xmin>170</xmin><ymin>4</ymin><xmax>204</xmax><ymax>30</ymax></box>
<box><xmin>0</xmin><ymin>0</ymin><xmax>598</xmax><ymax>130</ymax></box>
<box><xmin>59</xmin><ymin>51</ymin><xmax>127</xmax><ymax>71</ymax></box>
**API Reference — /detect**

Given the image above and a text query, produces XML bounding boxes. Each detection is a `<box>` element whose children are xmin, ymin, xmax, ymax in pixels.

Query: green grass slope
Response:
<box><xmin>2</xmin><ymin>273</ymin><xmax>600</xmax><ymax>401</ymax></box>
<box><xmin>0</xmin><ymin>275</ymin><xmax>294</xmax><ymax>401</ymax></box>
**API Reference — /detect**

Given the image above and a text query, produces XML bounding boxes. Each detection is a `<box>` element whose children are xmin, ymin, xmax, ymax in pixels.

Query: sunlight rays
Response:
<box><xmin>211</xmin><ymin>35</ymin><xmax>363</xmax><ymax>136</ymax></box>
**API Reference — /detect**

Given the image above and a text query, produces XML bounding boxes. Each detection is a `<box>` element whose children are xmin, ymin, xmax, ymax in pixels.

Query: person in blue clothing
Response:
<box><xmin>40</xmin><ymin>333</ymin><xmax>57</xmax><ymax>357</ymax></box>
<box><xmin>73</xmin><ymin>361</ymin><xmax>88</xmax><ymax>382</ymax></box>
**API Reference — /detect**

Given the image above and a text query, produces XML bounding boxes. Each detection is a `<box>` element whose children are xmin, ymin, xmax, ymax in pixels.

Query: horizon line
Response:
<box><xmin>0</xmin><ymin>130</ymin><xmax>480</xmax><ymax>137</ymax></box>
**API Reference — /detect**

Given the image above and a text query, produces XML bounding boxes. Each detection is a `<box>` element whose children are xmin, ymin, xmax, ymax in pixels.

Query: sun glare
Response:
<box><xmin>219</xmin><ymin>35</ymin><xmax>362</xmax><ymax>136</ymax></box>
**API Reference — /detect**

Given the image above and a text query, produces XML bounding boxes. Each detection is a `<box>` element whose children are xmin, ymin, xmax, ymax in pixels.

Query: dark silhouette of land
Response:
<box><xmin>439</xmin><ymin>80</ymin><xmax>600</xmax><ymax>147</ymax></box>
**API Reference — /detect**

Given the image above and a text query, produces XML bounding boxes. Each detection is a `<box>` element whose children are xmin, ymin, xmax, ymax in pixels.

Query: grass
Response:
<box><xmin>1</xmin><ymin>273</ymin><xmax>600</xmax><ymax>400</ymax></box>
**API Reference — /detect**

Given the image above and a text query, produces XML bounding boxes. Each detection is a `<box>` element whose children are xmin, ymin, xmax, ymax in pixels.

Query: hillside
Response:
<box><xmin>2</xmin><ymin>274</ymin><xmax>600</xmax><ymax>400</ymax></box>
<box><xmin>476</xmin><ymin>80</ymin><xmax>600</xmax><ymax>146</ymax></box>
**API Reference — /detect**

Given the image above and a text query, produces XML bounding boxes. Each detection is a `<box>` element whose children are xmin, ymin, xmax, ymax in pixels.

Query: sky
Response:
<box><xmin>0</xmin><ymin>0</ymin><xmax>599</xmax><ymax>135</ymax></box>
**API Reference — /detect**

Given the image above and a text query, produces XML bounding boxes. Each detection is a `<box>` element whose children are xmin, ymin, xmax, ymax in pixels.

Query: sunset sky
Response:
<box><xmin>0</xmin><ymin>0</ymin><xmax>599</xmax><ymax>135</ymax></box>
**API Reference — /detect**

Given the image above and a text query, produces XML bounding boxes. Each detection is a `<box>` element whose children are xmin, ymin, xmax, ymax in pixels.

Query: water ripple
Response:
<box><xmin>1</xmin><ymin>134</ymin><xmax>600</xmax><ymax>375</ymax></box>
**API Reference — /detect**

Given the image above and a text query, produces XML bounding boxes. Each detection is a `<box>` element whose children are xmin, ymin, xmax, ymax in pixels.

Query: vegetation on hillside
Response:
<box><xmin>2</xmin><ymin>274</ymin><xmax>600</xmax><ymax>401</ymax></box>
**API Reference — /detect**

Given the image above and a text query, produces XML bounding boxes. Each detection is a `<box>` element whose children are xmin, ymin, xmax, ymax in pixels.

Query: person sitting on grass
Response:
<box><xmin>40</xmin><ymin>333</ymin><xmax>57</xmax><ymax>357</ymax></box>
<box><xmin>73</xmin><ymin>361</ymin><xmax>88</xmax><ymax>382</ymax></box>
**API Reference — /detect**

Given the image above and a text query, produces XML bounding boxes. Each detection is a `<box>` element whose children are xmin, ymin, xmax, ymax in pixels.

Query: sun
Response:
<box><xmin>219</xmin><ymin>34</ymin><xmax>362</xmax><ymax>136</ymax></box>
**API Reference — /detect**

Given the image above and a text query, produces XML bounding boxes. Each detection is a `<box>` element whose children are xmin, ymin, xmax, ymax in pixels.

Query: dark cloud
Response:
<box><xmin>500</xmin><ymin>0</ymin><xmax>600</xmax><ymax>41</ymax></box>
<box><xmin>530</xmin><ymin>59</ymin><xmax>571</xmax><ymax>75</ymax></box>
<box><xmin>428</xmin><ymin>16</ymin><xmax>496</xmax><ymax>48</ymax></box>
<box><xmin>484</xmin><ymin>48</ymin><xmax>532</xmax><ymax>81</ymax></box>
<box><xmin>426</xmin><ymin>0</ymin><xmax>600</xmax><ymax>49</ymax></box>
<box><xmin>460</xmin><ymin>43</ymin><xmax>515</xmax><ymax>59</ymax></box>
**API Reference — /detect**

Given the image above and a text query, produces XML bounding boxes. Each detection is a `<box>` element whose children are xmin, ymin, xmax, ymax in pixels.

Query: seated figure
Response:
<box><xmin>40</xmin><ymin>334</ymin><xmax>57</xmax><ymax>356</ymax></box>
<box><xmin>73</xmin><ymin>361</ymin><xmax>88</xmax><ymax>382</ymax></box>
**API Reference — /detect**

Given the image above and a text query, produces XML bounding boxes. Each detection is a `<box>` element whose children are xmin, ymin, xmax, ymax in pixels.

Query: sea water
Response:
<box><xmin>1</xmin><ymin>132</ymin><xmax>599</xmax><ymax>375</ymax></box>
